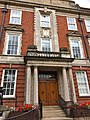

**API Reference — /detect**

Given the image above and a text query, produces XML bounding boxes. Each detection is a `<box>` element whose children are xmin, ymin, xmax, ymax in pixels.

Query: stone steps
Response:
<box><xmin>0</xmin><ymin>117</ymin><xmax>2</xmax><ymax>120</ymax></box>
<box><xmin>42</xmin><ymin>117</ymin><xmax>73</xmax><ymax>120</ymax></box>
<box><xmin>42</xmin><ymin>106</ymin><xmax>73</xmax><ymax>120</ymax></box>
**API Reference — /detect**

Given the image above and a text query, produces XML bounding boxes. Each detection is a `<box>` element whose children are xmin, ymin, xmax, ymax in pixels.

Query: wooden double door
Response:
<box><xmin>39</xmin><ymin>80</ymin><xmax>59</xmax><ymax>105</ymax></box>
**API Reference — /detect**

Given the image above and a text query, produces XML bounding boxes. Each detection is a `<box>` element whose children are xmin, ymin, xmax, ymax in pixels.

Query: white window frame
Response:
<box><xmin>67</xmin><ymin>17</ymin><xmax>77</xmax><ymax>30</ymax></box>
<box><xmin>41</xmin><ymin>38</ymin><xmax>52</xmax><ymax>52</ymax></box>
<box><xmin>1</xmin><ymin>69</ymin><xmax>17</xmax><ymax>98</ymax></box>
<box><xmin>85</xmin><ymin>20</ymin><xmax>90</xmax><ymax>32</ymax></box>
<box><xmin>3</xmin><ymin>32</ymin><xmax>22</xmax><ymax>55</ymax></box>
<box><xmin>88</xmin><ymin>38</ymin><xmax>90</xmax><ymax>45</ymax></box>
<box><xmin>9</xmin><ymin>9</ymin><xmax>22</xmax><ymax>25</ymax></box>
<box><xmin>76</xmin><ymin>71</ymin><xmax>90</xmax><ymax>96</ymax></box>
<box><xmin>69</xmin><ymin>37</ymin><xmax>84</xmax><ymax>59</ymax></box>
<box><xmin>40</xmin><ymin>14</ymin><xmax>50</xmax><ymax>28</ymax></box>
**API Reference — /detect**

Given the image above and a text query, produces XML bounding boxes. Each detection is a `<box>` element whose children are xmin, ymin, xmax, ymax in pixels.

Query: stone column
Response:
<box><xmin>26</xmin><ymin>66</ymin><xmax>31</xmax><ymax>104</ymax></box>
<box><xmin>34</xmin><ymin>66</ymin><xmax>38</xmax><ymax>105</ymax></box>
<box><xmin>69</xmin><ymin>67</ymin><xmax>77</xmax><ymax>103</ymax></box>
<box><xmin>58</xmin><ymin>69</ymin><xmax>62</xmax><ymax>95</ymax></box>
<box><xmin>62</xmin><ymin>67</ymin><xmax>70</xmax><ymax>101</ymax></box>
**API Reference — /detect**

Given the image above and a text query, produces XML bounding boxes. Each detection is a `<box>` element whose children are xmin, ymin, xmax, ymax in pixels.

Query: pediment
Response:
<box><xmin>5</xmin><ymin>25</ymin><xmax>24</xmax><ymax>32</ymax></box>
<box><xmin>67</xmin><ymin>31</ymin><xmax>82</xmax><ymax>37</ymax></box>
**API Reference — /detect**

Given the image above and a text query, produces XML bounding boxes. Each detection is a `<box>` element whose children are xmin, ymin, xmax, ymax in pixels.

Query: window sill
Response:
<box><xmin>4</xmin><ymin>54</ymin><xmax>21</xmax><ymax>56</ymax></box>
<box><xmin>3</xmin><ymin>97</ymin><xmax>17</xmax><ymax>100</ymax></box>
<box><xmin>79</xmin><ymin>94</ymin><xmax>90</xmax><ymax>97</ymax></box>
<box><xmin>9</xmin><ymin>23</ymin><xmax>22</xmax><ymax>26</ymax></box>
<box><xmin>86</xmin><ymin>31</ymin><xmax>90</xmax><ymax>33</ymax></box>
<box><xmin>68</xmin><ymin>29</ymin><xmax>78</xmax><ymax>31</ymax></box>
<box><xmin>41</xmin><ymin>26</ymin><xmax>50</xmax><ymax>29</ymax></box>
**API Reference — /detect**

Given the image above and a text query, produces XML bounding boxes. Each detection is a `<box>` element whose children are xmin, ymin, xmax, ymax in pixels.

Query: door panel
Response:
<box><xmin>39</xmin><ymin>80</ymin><xmax>58</xmax><ymax>105</ymax></box>
<box><xmin>39</xmin><ymin>81</ymin><xmax>48</xmax><ymax>105</ymax></box>
<box><xmin>48</xmin><ymin>81</ymin><xmax>58</xmax><ymax>105</ymax></box>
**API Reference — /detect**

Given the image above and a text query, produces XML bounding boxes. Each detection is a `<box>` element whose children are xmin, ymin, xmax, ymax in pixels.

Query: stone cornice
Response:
<box><xmin>0</xmin><ymin>0</ymin><xmax>90</xmax><ymax>16</ymax></box>
<box><xmin>0</xmin><ymin>55</ymin><xmax>24</xmax><ymax>64</ymax></box>
<box><xmin>24</xmin><ymin>56</ymin><xmax>74</xmax><ymax>64</ymax></box>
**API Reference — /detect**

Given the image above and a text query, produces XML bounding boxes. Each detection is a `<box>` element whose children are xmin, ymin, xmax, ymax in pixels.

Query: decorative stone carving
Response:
<box><xmin>67</xmin><ymin>31</ymin><xmax>82</xmax><ymax>37</ymax></box>
<box><xmin>5</xmin><ymin>25</ymin><xmax>24</xmax><ymax>32</ymax></box>
<box><xmin>41</xmin><ymin>29</ymin><xmax>50</xmax><ymax>37</ymax></box>
<box><xmin>34</xmin><ymin>8</ymin><xmax>59</xmax><ymax>52</ymax></box>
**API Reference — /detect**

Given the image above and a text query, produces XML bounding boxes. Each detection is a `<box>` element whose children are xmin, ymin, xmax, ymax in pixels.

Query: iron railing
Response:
<box><xmin>39</xmin><ymin>97</ymin><xmax>42</xmax><ymax>119</ymax></box>
<box><xmin>5</xmin><ymin>109</ymin><xmax>39</xmax><ymax>120</ymax></box>
<box><xmin>59</xmin><ymin>95</ymin><xmax>73</xmax><ymax>117</ymax></box>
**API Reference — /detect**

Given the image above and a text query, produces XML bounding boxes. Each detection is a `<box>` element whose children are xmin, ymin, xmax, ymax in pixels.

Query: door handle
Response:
<box><xmin>52</xmin><ymin>91</ymin><xmax>54</xmax><ymax>93</ymax></box>
<box><xmin>42</xmin><ymin>91</ymin><xmax>44</xmax><ymax>94</ymax></box>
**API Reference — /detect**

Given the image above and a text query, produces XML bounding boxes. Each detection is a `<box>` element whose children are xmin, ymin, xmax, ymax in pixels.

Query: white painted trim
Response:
<box><xmin>17</xmin><ymin>34</ymin><xmax>22</xmax><ymax>55</ymax></box>
<box><xmin>41</xmin><ymin>38</ymin><xmax>52</xmax><ymax>52</ymax></box>
<box><xmin>67</xmin><ymin>17</ymin><xmax>77</xmax><ymax>31</ymax></box>
<box><xmin>40</xmin><ymin>14</ymin><xmax>50</xmax><ymax>28</ymax></box>
<box><xmin>9</xmin><ymin>9</ymin><xmax>22</xmax><ymax>25</ymax></box>
<box><xmin>88</xmin><ymin>38</ymin><xmax>90</xmax><ymax>45</ymax></box>
<box><xmin>3</xmin><ymin>32</ymin><xmax>22</xmax><ymax>55</ymax></box>
<box><xmin>76</xmin><ymin>71</ymin><xmax>90</xmax><ymax>97</ymax></box>
<box><xmin>1</xmin><ymin>69</ymin><xmax>17</xmax><ymax>98</ymax></box>
<box><xmin>69</xmin><ymin>37</ymin><xmax>84</xmax><ymax>59</ymax></box>
<box><xmin>84</xmin><ymin>19</ymin><xmax>90</xmax><ymax>32</ymax></box>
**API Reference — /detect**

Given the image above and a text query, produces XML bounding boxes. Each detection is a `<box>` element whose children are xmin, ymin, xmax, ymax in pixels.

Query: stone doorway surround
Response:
<box><xmin>25</xmin><ymin>64</ymin><xmax>77</xmax><ymax>105</ymax></box>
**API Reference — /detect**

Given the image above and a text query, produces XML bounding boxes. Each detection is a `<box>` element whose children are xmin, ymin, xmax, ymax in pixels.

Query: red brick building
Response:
<box><xmin>0</xmin><ymin>0</ymin><xmax>90</xmax><ymax>109</ymax></box>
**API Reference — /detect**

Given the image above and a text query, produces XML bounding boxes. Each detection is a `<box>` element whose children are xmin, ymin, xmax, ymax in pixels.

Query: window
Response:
<box><xmin>40</xmin><ymin>15</ymin><xmax>50</xmax><ymax>28</ymax></box>
<box><xmin>76</xmin><ymin>71</ymin><xmax>90</xmax><ymax>96</ymax></box>
<box><xmin>67</xmin><ymin>17</ymin><xmax>77</xmax><ymax>30</ymax></box>
<box><xmin>88</xmin><ymin>38</ymin><xmax>90</xmax><ymax>45</ymax></box>
<box><xmin>39</xmin><ymin>73</ymin><xmax>56</xmax><ymax>80</ymax></box>
<box><xmin>85</xmin><ymin>20</ymin><xmax>90</xmax><ymax>32</ymax></box>
<box><xmin>10</xmin><ymin>9</ymin><xmax>22</xmax><ymax>24</ymax></box>
<box><xmin>70</xmin><ymin>39</ymin><xmax>83</xmax><ymax>58</ymax></box>
<box><xmin>41</xmin><ymin>38</ymin><xmax>51</xmax><ymax>52</ymax></box>
<box><xmin>1</xmin><ymin>69</ymin><xmax>17</xmax><ymax>98</ymax></box>
<box><xmin>5</xmin><ymin>33</ymin><xmax>21</xmax><ymax>55</ymax></box>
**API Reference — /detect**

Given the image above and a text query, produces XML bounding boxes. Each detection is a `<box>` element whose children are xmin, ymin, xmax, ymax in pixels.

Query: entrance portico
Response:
<box><xmin>24</xmin><ymin>46</ymin><xmax>77</xmax><ymax>105</ymax></box>
<box><xmin>25</xmin><ymin>64</ymin><xmax>77</xmax><ymax>106</ymax></box>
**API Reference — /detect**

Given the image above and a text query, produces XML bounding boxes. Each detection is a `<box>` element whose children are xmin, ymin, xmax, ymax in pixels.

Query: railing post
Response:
<box><xmin>39</xmin><ymin>97</ymin><xmax>43</xmax><ymax>119</ymax></box>
<box><xmin>39</xmin><ymin>102</ymin><xmax>42</xmax><ymax>119</ymax></box>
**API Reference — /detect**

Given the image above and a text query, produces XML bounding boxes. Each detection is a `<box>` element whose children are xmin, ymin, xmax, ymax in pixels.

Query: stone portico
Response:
<box><xmin>24</xmin><ymin>46</ymin><xmax>77</xmax><ymax>105</ymax></box>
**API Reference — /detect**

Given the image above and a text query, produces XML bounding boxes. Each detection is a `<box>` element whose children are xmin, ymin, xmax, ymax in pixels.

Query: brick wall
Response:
<box><xmin>22</xmin><ymin>11</ymin><xmax>34</xmax><ymax>55</ymax></box>
<box><xmin>72</xmin><ymin>67</ymin><xmax>90</xmax><ymax>104</ymax></box>
<box><xmin>0</xmin><ymin>64</ymin><xmax>25</xmax><ymax>108</ymax></box>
